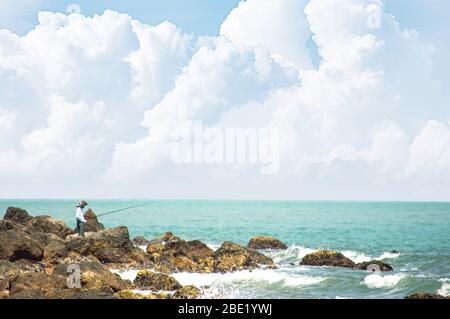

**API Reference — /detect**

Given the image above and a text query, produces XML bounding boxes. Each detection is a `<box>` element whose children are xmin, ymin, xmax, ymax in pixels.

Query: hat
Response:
<box><xmin>79</xmin><ymin>200</ymin><xmax>88</xmax><ymax>206</ymax></box>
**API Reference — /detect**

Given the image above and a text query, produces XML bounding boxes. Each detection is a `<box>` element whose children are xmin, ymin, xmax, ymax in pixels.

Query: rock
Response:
<box><xmin>0</xmin><ymin>230</ymin><xmax>44</xmax><ymax>261</ymax></box>
<box><xmin>153</xmin><ymin>240</ymin><xmax>216</xmax><ymax>273</ymax></box>
<box><xmin>82</xmin><ymin>209</ymin><xmax>104</xmax><ymax>233</ymax></box>
<box><xmin>248</xmin><ymin>236</ymin><xmax>288</xmax><ymax>250</ymax></box>
<box><xmin>132</xmin><ymin>236</ymin><xmax>151</xmax><ymax>246</ymax></box>
<box><xmin>160</xmin><ymin>232</ymin><xmax>182</xmax><ymax>243</ymax></box>
<box><xmin>8</xmin><ymin>272</ymin><xmax>67</xmax><ymax>297</ymax></box>
<box><xmin>133</xmin><ymin>270</ymin><xmax>182</xmax><ymax>291</ymax></box>
<box><xmin>3</xmin><ymin>207</ymin><xmax>32</xmax><ymax>225</ymax></box>
<box><xmin>172</xmin><ymin>285</ymin><xmax>201</xmax><ymax>299</ymax></box>
<box><xmin>356</xmin><ymin>260</ymin><xmax>393</xmax><ymax>272</ymax></box>
<box><xmin>53</xmin><ymin>255</ymin><xmax>131</xmax><ymax>293</ymax></box>
<box><xmin>23</xmin><ymin>215</ymin><xmax>74</xmax><ymax>239</ymax></box>
<box><xmin>113</xmin><ymin>290</ymin><xmax>170</xmax><ymax>299</ymax></box>
<box><xmin>300</xmin><ymin>250</ymin><xmax>356</xmax><ymax>268</ymax></box>
<box><xmin>0</xmin><ymin>261</ymin><xmax>23</xmax><ymax>291</ymax></box>
<box><xmin>214</xmin><ymin>241</ymin><xmax>274</xmax><ymax>273</ymax></box>
<box><xmin>0</xmin><ymin>220</ymin><xmax>21</xmax><ymax>232</ymax></box>
<box><xmin>146</xmin><ymin>240</ymin><xmax>165</xmax><ymax>261</ymax></box>
<box><xmin>405</xmin><ymin>292</ymin><xmax>449</xmax><ymax>299</ymax></box>
<box><xmin>77</xmin><ymin>226</ymin><xmax>149</xmax><ymax>267</ymax></box>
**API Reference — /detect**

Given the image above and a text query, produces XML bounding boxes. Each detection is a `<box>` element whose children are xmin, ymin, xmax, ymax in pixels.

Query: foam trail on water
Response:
<box><xmin>341</xmin><ymin>250</ymin><xmax>372</xmax><ymax>263</ymax></box>
<box><xmin>362</xmin><ymin>273</ymin><xmax>406</xmax><ymax>289</ymax></box>
<box><xmin>111</xmin><ymin>269</ymin><xmax>139</xmax><ymax>282</ymax></box>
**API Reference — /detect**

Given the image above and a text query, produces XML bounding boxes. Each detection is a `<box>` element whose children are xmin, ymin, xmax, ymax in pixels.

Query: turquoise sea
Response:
<box><xmin>1</xmin><ymin>200</ymin><xmax>449</xmax><ymax>299</ymax></box>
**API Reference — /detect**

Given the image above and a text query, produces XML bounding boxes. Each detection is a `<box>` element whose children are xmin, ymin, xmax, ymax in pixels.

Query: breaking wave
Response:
<box><xmin>362</xmin><ymin>273</ymin><xmax>406</xmax><ymax>289</ymax></box>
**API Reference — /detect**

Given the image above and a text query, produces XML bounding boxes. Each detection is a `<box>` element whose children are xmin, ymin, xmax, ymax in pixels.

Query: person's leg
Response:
<box><xmin>80</xmin><ymin>221</ymin><xmax>85</xmax><ymax>237</ymax></box>
<box><xmin>76</xmin><ymin>220</ymin><xmax>81</xmax><ymax>236</ymax></box>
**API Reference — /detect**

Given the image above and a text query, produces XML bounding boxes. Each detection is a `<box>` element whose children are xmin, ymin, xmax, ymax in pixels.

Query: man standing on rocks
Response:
<box><xmin>76</xmin><ymin>200</ymin><xmax>88</xmax><ymax>237</ymax></box>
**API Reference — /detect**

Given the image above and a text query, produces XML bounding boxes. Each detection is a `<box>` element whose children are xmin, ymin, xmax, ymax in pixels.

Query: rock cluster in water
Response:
<box><xmin>2</xmin><ymin>206</ymin><xmax>441</xmax><ymax>299</ymax></box>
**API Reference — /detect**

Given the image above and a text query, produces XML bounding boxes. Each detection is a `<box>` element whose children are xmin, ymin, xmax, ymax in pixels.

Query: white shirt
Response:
<box><xmin>76</xmin><ymin>207</ymin><xmax>87</xmax><ymax>223</ymax></box>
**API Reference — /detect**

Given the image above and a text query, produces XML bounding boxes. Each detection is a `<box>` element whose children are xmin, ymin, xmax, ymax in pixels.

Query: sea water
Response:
<box><xmin>1</xmin><ymin>199</ymin><xmax>449</xmax><ymax>299</ymax></box>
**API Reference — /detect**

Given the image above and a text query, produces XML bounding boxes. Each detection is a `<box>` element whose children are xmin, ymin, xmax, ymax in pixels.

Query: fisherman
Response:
<box><xmin>76</xmin><ymin>200</ymin><xmax>88</xmax><ymax>237</ymax></box>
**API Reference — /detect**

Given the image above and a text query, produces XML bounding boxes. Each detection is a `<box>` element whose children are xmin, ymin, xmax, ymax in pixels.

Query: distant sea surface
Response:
<box><xmin>1</xmin><ymin>199</ymin><xmax>449</xmax><ymax>299</ymax></box>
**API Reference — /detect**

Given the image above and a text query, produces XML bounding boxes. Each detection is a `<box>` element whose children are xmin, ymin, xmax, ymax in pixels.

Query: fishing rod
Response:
<box><xmin>96</xmin><ymin>203</ymin><xmax>151</xmax><ymax>218</ymax></box>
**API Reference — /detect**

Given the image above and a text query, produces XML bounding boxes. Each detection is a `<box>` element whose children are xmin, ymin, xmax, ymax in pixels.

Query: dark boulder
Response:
<box><xmin>300</xmin><ymin>250</ymin><xmax>355</xmax><ymax>268</ymax></box>
<box><xmin>152</xmin><ymin>240</ymin><xmax>216</xmax><ymax>273</ymax></box>
<box><xmin>248</xmin><ymin>236</ymin><xmax>288</xmax><ymax>250</ymax></box>
<box><xmin>82</xmin><ymin>209</ymin><xmax>104</xmax><ymax>233</ymax></box>
<box><xmin>214</xmin><ymin>241</ymin><xmax>274</xmax><ymax>273</ymax></box>
<box><xmin>0</xmin><ymin>230</ymin><xmax>44</xmax><ymax>261</ymax></box>
<box><xmin>3</xmin><ymin>207</ymin><xmax>32</xmax><ymax>225</ymax></box>
<box><xmin>172</xmin><ymin>285</ymin><xmax>201</xmax><ymax>299</ymax></box>
<box><xmin>356</xmin><ymin>260</ymin><xmax>393</xmax><ymax>272</ymax></box>
<box><xmin>133</xmin><ymin>270</ymin><xmax>181</xmax><ymax>291</ymax></box>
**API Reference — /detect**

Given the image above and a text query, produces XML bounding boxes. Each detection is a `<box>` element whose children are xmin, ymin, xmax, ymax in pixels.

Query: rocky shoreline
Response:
<box><xmin>0</xmin><ymin>207</ymin><xmax>447</xmax><ymax>299</ymax></box>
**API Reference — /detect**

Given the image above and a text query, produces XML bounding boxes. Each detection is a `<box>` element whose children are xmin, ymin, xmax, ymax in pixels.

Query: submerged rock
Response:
<box><xmin>248</xmin><ymin>236</ymin><xmax>288</xmax><ymax>250</ymax></box>
<box><xmin>300</xmin><ymin>250</ymin><xmax>356</xmax><ymax>268</ymax></box>
<box><xmin>214</xmin><ymin>241</ymin><xmax>274</xmax><ymax>273</ymax></box>
<box><xmin>356</xmin><ymin>260</ymin><xmax>393</xmax><ymax>272</ymax></box>
<box><xmin>0</xmin><ymin>230</ymin><xmax>44</xmax><ymax>261</ymax></box>
<box><xmin>172</xmin><ymin>285</ymin><xmax>201</xmax><ymax>299</ymax></box>
<box><xmin>3</xmin><ymin>207</ymin><xmax>33</xmax><ymax>225</ymax></box>
<box><xmin>133</xmin><ymin>270</ymin><xmax>182</xmax><ymax>291</ymax></box>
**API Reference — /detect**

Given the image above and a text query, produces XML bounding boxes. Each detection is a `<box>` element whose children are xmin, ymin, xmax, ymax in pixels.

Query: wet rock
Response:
<box><xmin>405</xmin><ymin>292</ymin><xmax>449</xmax><ymax>299</ymax></box>
<box><xmin>113</xmin><ymin>290</ymin><xmax>170</xmax><ymax>299</ymax></box>
<box><xmin>172</xmin><ymin>285</ymin><xmax>201</xmax><ymax>299</ymax></box>
<box><xmin>248</xmin><ymin>236</ymin><xmax>288</xmax><ymax>250</ymax></box>
<box><xmin>53</xmin><ymin>255</ymin><xmax>131</xmax><ymax>293</ymax></box>
<box><xmin>3</xmin><ymin>207</ymin><xmax>32</xmax><ymax>225</ymax></box>
<box><xmin>356</xmin><ymin>260</ymin><xmax>393</xmax><ymax>272</ymax></box>
<box><xmin>23</xmin><ymin>215</ymin><xmax>74</xmax><ymax>239</ymax></box>
<box><xmin>83</xmin><ymin>209</ymin><xmax>104</xmax><ymax>233</ymax></box>
<box><xmin>133</xmin><ymin>236</ymin><xmax>151</xmax><ymax>246</ymax></box>
<box><xmin>214</xmin><ymin>241</ymin><xmax>274</xmax><ymax>273</ymax></box>
<box><xmin>0</xmin><ymin>230</ymin><xmax>44</xmax><ymax>261</ymax></box>
<box><xmin>300</xmin><ymin>250</ymin><xmax>355</xmax><ymax>268</ymax></box>
<box><xmin>154</xmin><ymin>240</ymin><xmax>216</xmax><ymax>273</ymax></box>
<box><xmin>146</xmin><ymin>240</ymin><xmax>165</xmax><ymax>261</ymax></box>
<box><xmin>133</xmin><ymin>270</ymin><xmax>182</xmax><ymax>291</ymax></box>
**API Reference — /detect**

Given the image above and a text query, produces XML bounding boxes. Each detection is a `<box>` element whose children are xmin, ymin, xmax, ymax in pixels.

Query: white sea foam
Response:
<box><xmin>173</xmin><ymin>269</ymin><xmax>326</xmax><ymax>289</ymax></box>
<box><xmin>342</xmin><ymin>250</ymin><xmax>401</xmax><ymax>263</ymax></box>
<box><xmin>342</xmin><ymin>250</ymin><xmax>372</xmax><ymax>263</ymax></box>
<box><xmin>362</xmin><ymin>273</ymin><xmax>406</xmax><ymax>289</ymax></box>
<box><xmin>266</xmin><ymin>245</ymin><xmax>317</xmax><ymax>264</ymax></box>
<box><xmin>378</xmin><ymin>252</ymin><xmax>401</xmax><ymax>260</ymax></box>
<box><xmin>437</xmin><ymin>278</ymin><xmax>450</xmax><ymax>296</ymax></box>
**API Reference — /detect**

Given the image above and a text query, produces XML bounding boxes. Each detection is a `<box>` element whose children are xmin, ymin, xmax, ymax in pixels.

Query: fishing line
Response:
<box><xmin>96</xmin><ymin>203</ymin><xmax>150</xmax><ymax>218</ymax></box>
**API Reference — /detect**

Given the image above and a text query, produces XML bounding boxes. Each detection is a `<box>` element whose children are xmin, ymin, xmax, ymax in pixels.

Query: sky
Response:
<box><xmin>0</xmin><ymin>0</ymin><xmax>450</xmax><ymax>200</ymax></box>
